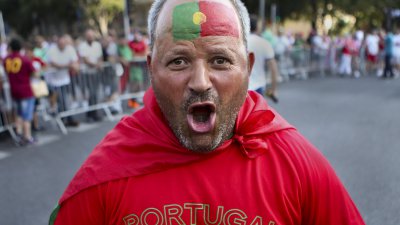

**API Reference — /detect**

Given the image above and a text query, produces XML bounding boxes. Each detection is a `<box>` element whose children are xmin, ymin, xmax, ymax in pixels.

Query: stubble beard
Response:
<box><xmin>153</xmin><ymin>85</ymin><xmax>247</xmax><ymax>153</ymax></box>
<box><xmin>175</xmin><ymin>100</ymin><xmax>239</xmax><ymax>153</ymax></box>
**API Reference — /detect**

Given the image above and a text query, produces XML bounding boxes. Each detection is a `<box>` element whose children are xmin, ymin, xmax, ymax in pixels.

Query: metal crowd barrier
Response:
<box><xmin>0</xmin><ymin>58</ymin><xmax>150</xmax><ymax>141</ymax></box>
<box><xmin>50</xmin><ymin>58</ymin><xmax>149</xmax><ymax>134</ymax></box>
<box><xmin>118</xmin><ymin>56</ymin><xmax>149</xmax><ymax>102</ymax></box>
<box><xmin>277</xmin><ymin>47</ymin><xmax>335</xmax><ymax>81</ymax></box>
<box><xmin>0</xmin><ymin>69</ymin><xmax>20</xmax><ymax>142</ymax></box>
<box><xmin>278</xmin><ymin>45</ymin><xmax>373</xmax><ymax>80</ymax></box>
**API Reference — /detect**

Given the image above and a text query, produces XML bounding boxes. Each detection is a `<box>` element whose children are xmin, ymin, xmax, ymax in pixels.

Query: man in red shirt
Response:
<box><xmin>50</xmin><ymin>0</ymin><xmax>366</xmax><ymax>224</ymax></box>
<box><xmin>4</xmin><ymin>38</ymin><xmax>37</xmax><ymax>145</ymax></box>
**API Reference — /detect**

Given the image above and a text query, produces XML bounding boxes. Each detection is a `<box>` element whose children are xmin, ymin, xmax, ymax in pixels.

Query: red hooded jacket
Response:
<box><xmin>50</xmin><ymin>89</ymin><xmax>365</xmax><ymax>225</ymax></box>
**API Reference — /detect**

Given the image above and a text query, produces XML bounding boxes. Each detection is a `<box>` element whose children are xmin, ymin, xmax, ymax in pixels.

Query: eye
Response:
<box><xmin>167</xmin><ymin>58</ymin><xmax>189</xmax><ymax>70</ymax></box>
<box><xmin>214</xmin><ymin>58</ymin><xmax>227</xmax><ymax>64</ymax></box>
<box><xmin>172</xmin><ymin>58</ymin><xmax>186</xmax><ymax>65</ymax></box>
<box><xmin>211</xmin><ymin>57</ymin><xmax>231</xmax><ymax>68</ymax></box>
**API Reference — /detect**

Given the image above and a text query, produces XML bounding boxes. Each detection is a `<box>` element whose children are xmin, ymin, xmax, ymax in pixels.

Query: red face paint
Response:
<box><xmin>172</xmin><ymin>1</ymin><xmax>240</xmax><ymax>41</ymax></box>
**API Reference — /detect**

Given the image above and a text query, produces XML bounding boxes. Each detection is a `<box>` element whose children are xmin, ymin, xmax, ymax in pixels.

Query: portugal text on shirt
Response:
<box><xmin>122</xmin><ymin>203</ymin><xmax>276</xmax><ymax>225</ymax></box>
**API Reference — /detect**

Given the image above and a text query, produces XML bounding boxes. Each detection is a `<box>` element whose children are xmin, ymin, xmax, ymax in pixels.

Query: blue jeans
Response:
<box><xmin>15</xmin><ymin>97</ymin><xmax>35</xmax><ymax>121</ymax></box>
<box><xmin>255</xmin><ymin>87</ymin><xmax>265</xmax><ymax>96</ymax></box>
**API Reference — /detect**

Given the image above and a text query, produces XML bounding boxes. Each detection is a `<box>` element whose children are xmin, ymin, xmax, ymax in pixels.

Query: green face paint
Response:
<box><xmin>172</xmin><ymin>1</ymin><xmax>240</xmax><ymax>41</ymax></box>
<box><xmin>172</xmin><ymin>2</ymin><xmax>201</xmax><ymax>41</ymax></box>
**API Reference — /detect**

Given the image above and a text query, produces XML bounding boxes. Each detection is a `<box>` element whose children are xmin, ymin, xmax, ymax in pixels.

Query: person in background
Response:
<box><xmin>377</xmin><ymin>29</ymin><xmax>386</xmax><ymax>77</ymax></box>
<box><xmin>117</xmin><ymin>36</ymin><xmax>134</xmax><ymax>85</ymax></box>
<box><xmin>101</xmin><ymin>34</ymin><xmax>118</xmax><ymax>63</ymax></box>
<box><xmin>383</xmin><ymin>29</ymin><xmax>394</xmax><ymax>79</ymax></box>
<box><xmin>46</xmin><ymin>35</ymin><xmax>80</xmax><ymax>127</ymax></box>
<box><xmin>25</xmin><ymin>43</ymin><xmax>47</xmax><ymax>131</ymax></box>
<box><xmin>98</xmin><ymin>32</ymin><xmax>121</xmax><ymax>115</ymax></box>
<box><xmin>248</xmin><ymin>15</ymin><xmax>279</xmax><ymax>103</ymax></box>
<box><xmin>352</xmin><ymin>32</ymin><xmax>364</xmax><ymax>78</ymax></box>
<box><xmin>127</xmin><ymin>29</ymin><xmax>147</xmax><ymax>109</ymax></box>
<box><xmin>33</xmin><ymin>35</ymin><xmax>49</xmax><ymax>61</ymax></box>
<box><xmin>261</xmin><ymin>26</ymin><xmax>278</xmax><ymax>48</ymax></box>
<box><xmin>392</xmin><ymin>28</ymin><xmax>400</xmax><ymax>75</ymax></box>
<box><xmin>3</xmin><ymin>38</ymin><xmax>37</xmax><ymax>145</ymax></box>
<box><xmin>128</xmin><ymin>29</ymin><xmax>148</xmax><ymax>57</ymax></box>
<box><xmin>117</xmin><ymin>35</ymin><xmax>140</xmax><ymax>109</ymax></box>
<box><xmin>338</xmin><ymin>34</ymin><xmax>356</xmax><ymax>77</ymax></box>
<box><xmin>78</xmin><ymin>29</ymin><xmax>104</xmax><ymax>122</ymax></box>
<box><xmin>291</xmin><ymin>32</ymin><xmax>309</xmax><ymax>79</ymax></box>
<box><xmin>274</xmin><ymin>28</ymin><xmax>292</xmax><ymax>80</ymax></box>
<box><xmin>0</xmin><ymin>38</ymin><xmax>8</xmax><ymax>59</ymax></box>
<box><xmin>274</xmin><ymin>28</ymin><xmax>291</xmax><ymax>61</ymax></box>
<box><xmin>365</xmin><ymin>29</ymin><xmax>380</xmax><ymax>75</ymax></box>
<box><xmin>50</xmin><ymin>0</ymin><xmax>365</xmax><ymax>224</ymax></box>
<box><xmin>310</xmin><ymin>32</ymin><xmax>329</xmax><ymax>76</ymax></box>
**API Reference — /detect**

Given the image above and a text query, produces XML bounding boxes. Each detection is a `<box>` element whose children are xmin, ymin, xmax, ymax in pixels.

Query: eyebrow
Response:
<box><xmin>162</xmin><ymin>46</ymin><xmax>196</xmax><ymax>59</ymax></box>
<box><xmin>167</xmin><ymin>46</ymin><xmax>191</xmax><ymax>54</ymax></box>
<box><xmin>203</xmin><ymin>46</ymin><xmax>237</xmax><ymax>58</ymax></box>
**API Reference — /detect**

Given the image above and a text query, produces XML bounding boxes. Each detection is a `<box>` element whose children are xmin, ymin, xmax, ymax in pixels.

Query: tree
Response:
<box><xmin>243</xmin><ymin>0</ymin><xmax>400</xmax><ymax>33</ymax></box>
<box><xmin>0</xmin><ymin>0</ymin><xmax>123</xmax><ymax>38</ymax></box>
<box><xmin>1</xmin><ymin>0</ymin><xmax>398</xmax><ymax>38</ymax></box>
<box><xmin>0</xmin><ymin>0</ymin><xmax>79</xmax><ymax>38</ymax></box>
<box><xmin>84</xmin><ymin>0</ymin><xmax>124</xmax><ymax>35</ymax></box>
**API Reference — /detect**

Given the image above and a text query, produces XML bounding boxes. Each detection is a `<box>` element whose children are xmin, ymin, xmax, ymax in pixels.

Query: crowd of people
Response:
<box><xmin>0</xmin><ymin>28</ymin><xmax>150</xmax><ymax>146</ymax></box>
<box><xmin>261</xmin><ymin>27</ymin><xmax>400</xmax><ymax>79</ymax></box>
<box><xmin>1</xmin><ymin>22</ymin><xmax>400</xmax><ymax>146</ymax></box>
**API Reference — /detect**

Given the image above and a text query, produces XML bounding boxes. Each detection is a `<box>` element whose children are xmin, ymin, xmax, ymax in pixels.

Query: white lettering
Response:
<box><xmin>184</xmin><ymin>203</ymin><xmax>204</xmax><ymax>225</ymax></box>
<box><xmin>141</xmin><ymin>208</ymin><xmax>164</xmax><ymax>225</ymax></box>
<box><xmin>223</xmin><ymin>209</ymin><xmax>247</xmax><ymax>225</ymax></box>
<box><xmin>164</xmin><ymin>204</ymin><xmax>185</xmax><ymax>225</ymax></box>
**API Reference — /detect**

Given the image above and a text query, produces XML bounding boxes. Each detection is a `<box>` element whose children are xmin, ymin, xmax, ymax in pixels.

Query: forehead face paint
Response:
<box><xmin>172</xmin><ymin>0</ymin><xmax>240</xmax><ymax>41</ymax></box>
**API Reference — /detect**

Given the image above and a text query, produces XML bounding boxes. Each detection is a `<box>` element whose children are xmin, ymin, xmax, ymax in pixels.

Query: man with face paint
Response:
<box><xmin>50</xmin><ymin>1</ymin><xmax>365</xmax><ymax>224</ymax></box>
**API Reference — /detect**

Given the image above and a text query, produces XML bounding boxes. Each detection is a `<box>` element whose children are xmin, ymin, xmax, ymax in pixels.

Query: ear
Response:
<box><xmin>147</xmin><ymin>54</ymin><xmax>153</xmax><ymax>80</ymax></box>
<box><xmin>247</xmin><ymin>52</ymin><xmax>255</xmax><ymax>77</ymax></box>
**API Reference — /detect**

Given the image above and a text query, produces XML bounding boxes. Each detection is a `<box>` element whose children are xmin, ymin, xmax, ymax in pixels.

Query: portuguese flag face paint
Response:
<box><xmin>172</xmin><ymin>1</ymin><xmax>240</xmax><ymax>41</ymax></box>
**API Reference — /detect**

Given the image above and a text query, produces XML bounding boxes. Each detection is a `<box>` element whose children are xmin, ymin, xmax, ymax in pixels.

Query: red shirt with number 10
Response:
<box><xmin>3</xmin><ymin>52</ymin><xmax>34</xmax><ymax>99</ymax></box>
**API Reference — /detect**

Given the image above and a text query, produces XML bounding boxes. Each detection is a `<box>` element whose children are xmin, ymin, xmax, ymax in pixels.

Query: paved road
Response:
<box><xmin>273</xmin><ymin>76</ymin><xmax>400</xmax><ymax>225</ymax></box>
<box><xmin>0</xmin><ymin>76</ymin><xmax>399</xmax><ymax>225</ymax></box>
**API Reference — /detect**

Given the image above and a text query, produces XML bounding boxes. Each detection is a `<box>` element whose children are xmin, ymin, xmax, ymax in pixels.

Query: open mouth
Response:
<box><xmin>187</xmin><ymin>102</ymin><xmax>216</xmax><ymax>133</ymax></box>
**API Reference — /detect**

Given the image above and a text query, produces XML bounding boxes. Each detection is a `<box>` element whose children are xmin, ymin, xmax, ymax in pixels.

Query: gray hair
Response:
<box><xmin>147</xmin><ymin>0</ymin><xmax>250</xmax><ymax>51</ymax></box>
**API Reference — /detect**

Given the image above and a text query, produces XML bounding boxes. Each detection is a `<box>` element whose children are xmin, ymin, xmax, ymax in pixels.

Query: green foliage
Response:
<box><xmin>244</xmin><ymin>0</ymin><xmax>400</xmax><ymax>32</ymax></box>
<box><xmin>0</xmin><ymin>0</ymin><xmax>80</xmax><ymax>38</ymax></box>
<box><xmin>329</xmin><ymin>18</ymin><xmax>348</xmax><ymax>35</ymax></box>
<box><xmin>82</xmin><ymin>0</ymin><xmax>124</xmax><ymax>35</ymax></box>
<box><xmin>85</xmin><ymin>0</ymin><xmax>123</xmax><ymax>16</ymax></box>
<box><xmin>0</xmin><ymin>0</ymin><xmax>122</xmax><ymax>38</ymax></box>
<box><xmin>1</xmin><ymin>0</ymin><xmax>399</xmax><ymax>38</ymax></box>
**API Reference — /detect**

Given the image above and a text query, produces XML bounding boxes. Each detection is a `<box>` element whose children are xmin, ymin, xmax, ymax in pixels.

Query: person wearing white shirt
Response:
<box><xmin>392</xmin><ymin>28</ymin><xmax>400</xmax><ymax>74</ymax></box>
<box><xmin>78</xmin><ymin>29</ymin><xmax>104</xmax><ymax>121</ymax></box>
<box><xmin>248</xmin><ymin>16</ymin><xmax>279</xmax><ymax>103</ymax></box>
<box><xmin>365</xmin><ymin>30</ymin><xmax>380</xmax><ymax>75</ymax></box>
<box><xmin>46</xmin><ymin>35</ymin><xmax>80</xmax><ymax>126</ymax></box>
<box><xmin>47</xmin><ymin>37</ymin><xmax>79</xmax><ymax>87</ymax></box>
<box><xmin>78</xmin><ymin>29</ymin><xmax>103</xmax><ymax>71</ymax></box>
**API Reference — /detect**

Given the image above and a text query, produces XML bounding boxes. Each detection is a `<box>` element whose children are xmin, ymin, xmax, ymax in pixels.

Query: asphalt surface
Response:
<box><xmin>0</xmin><ymin>75</ymin><xmax>399</xmax><ymax>225</ymax></box>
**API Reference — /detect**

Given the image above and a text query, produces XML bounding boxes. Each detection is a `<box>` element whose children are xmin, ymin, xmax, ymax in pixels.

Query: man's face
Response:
<box><xmin>86</xmin><ymin>30</ymin><xmax>95</xmax><ymax>43</ymax></box>
<box><xmin>148</xmin><ymin>0</ymin><xmax>254</xmax><ymax>152</ymax></box>
<box><xmin>57</xmin><ymin>37</ymin><xmax>66</xmax><ymax>50</ymax></box>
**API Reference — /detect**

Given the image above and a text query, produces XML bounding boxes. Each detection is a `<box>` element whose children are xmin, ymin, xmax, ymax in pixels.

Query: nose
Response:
<box><xmin>188</xmin><ymin>61</ymin><xmax>212</xmax><ymax>93</ymax></box>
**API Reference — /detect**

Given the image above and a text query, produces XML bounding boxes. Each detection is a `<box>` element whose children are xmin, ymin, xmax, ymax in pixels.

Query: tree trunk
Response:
<box><xmin>310</xmin><ymin>0</ymin><xmax>318</xmax><ymax>31</ymax></box>
<box><xmin>98</xmin><ymin>14</ymin><xmax>108</xmax><ymax>36</ymax></box>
